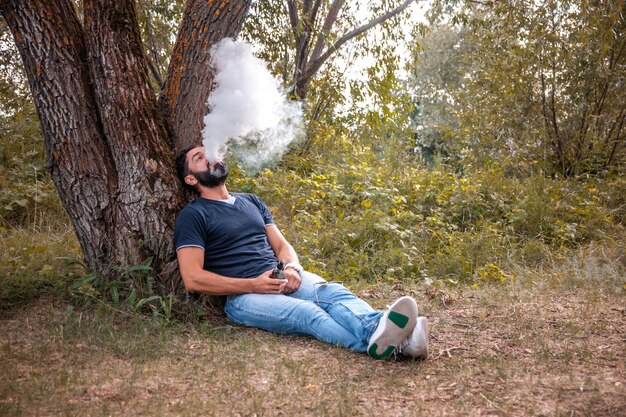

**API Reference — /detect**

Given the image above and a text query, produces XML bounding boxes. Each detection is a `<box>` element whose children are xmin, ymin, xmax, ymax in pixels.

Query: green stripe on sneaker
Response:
<box><xmin>388</xmin><ymin>311</ymin><xmax>409</xmax><ymax>328</ymax></box>
<box><xmin>368</xmin><ymin>343</ymin><xmax>395</xmax><ymax>359</ymax></box>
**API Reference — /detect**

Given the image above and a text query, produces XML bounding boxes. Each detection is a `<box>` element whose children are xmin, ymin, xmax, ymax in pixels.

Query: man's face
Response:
<box><xmin>185</xmin><ymin>147</ymin><xmax>229</xmax><ymax>188</ymax></box>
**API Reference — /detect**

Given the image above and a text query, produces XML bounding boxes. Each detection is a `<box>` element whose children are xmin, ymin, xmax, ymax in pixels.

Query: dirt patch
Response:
<box><xmin>0</xmin><ymin>282</ymin><xmax>624</xmax><ymax>416</ymax></box>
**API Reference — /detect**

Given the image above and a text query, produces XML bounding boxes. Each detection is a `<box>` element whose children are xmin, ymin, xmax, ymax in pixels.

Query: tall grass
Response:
<box><xmin>2</xmin><ymin>130</ymin><xmax>624</xmax><ymax>311</ymax></box>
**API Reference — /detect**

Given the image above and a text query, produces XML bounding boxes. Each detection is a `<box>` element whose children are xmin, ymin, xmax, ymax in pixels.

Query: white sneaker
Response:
<box><xmin>399</xmin><ymin>316</ymin><xmax>429</xmax><ymax>359</ymax></box>
<box><xmin>367</xmin><ymin>296</ymin><xmax>418</xmax><ymax>359</ymax></box>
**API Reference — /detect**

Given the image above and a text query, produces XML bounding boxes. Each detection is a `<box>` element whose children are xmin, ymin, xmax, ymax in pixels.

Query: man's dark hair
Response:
<box><xmin>175</xmin><ymin>145</ymin><xmax>197</xmax><ymax>193</ymax></box>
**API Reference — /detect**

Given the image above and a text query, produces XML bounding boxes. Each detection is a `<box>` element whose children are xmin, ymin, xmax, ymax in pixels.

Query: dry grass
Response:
<box><xmin>1</xmin><ymin>260</ymin><xmax>624</xmax><ymax>417</ymax></box>
<box><xmin>1</xmin><ymin>294</ymin><xmax>623</xmax><ymax>417</ymax></box>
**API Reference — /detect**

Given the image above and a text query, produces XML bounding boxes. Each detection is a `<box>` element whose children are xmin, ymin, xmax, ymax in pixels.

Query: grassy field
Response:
<box><xmin>1</xmin><ymin>151</ymin><xmax>625</xmax><ymax>416</ymax></box>
<box><xmin>1</xmin><ymin>251</ymin><xmax>624</xmax><ymax>417</ymax></box>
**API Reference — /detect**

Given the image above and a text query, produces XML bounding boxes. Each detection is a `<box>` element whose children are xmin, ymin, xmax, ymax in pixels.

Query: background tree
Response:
<box><xmin>285</xmin><ymin>0</ymin><xmax>415</xmax><ymax>100</ymax></box>
<box><xmin>242</xmin><ymin>0</ymin><xmax>420</xmax><ymax>159</ymax></box>
<box><xmin>243</xmin><ymin>0</ymin><xmax>417</xmax><ymax>103</ymax></box>
<box><xmin>0</xmin><ymin>0</ymin><xmax>252</xmax><ymax>292</ymax></box>
<box><xmin>407</xmin><ymin>24</ymin><xmax>466</xmax><ymax>166</ymax></box>
<box><xmin>425</xmin><ymin>0</ymin><xmax>626</xmax><ymax>176</ymax></box>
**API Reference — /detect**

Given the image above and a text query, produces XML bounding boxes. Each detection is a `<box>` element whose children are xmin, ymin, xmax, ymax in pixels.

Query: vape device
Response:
<box><xmin>270</xmin><ymin>260</ymin><xmax>287</xmax><ymax>280</ymax></box>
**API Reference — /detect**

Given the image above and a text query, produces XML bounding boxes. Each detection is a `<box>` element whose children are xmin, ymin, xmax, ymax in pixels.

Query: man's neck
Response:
<box><xmin>199</xmin><ymin>185</ymin><xmax>230</xmax><ymax>201</ymax></box>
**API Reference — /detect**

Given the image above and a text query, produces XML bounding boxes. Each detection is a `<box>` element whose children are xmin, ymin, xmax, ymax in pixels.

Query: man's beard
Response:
<box><xmin>195</xmin><ymin>162</ymin><xmax>229</xmax><ymax>188</ymax></box>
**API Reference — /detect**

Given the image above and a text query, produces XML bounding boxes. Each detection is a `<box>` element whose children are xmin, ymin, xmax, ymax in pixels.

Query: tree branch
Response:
<box><xmin>137</xmin><ymin>0</ymin><xmax>164</xmax><ymax>87</ymax></box>
<box><xmin>297</xmin><ymin>0</ymin><xmax>315</xmax><ymax>72</ymax></box>
<box><xmin>539</xmin><ymin>54</ymin><xmax>563</xmax><ymax>172</ymax></box>
<box><xmin>159</xmin><ymin>0</ymin><xmax>252</xmax><ymax>149</ymax></box>
<box><xmin>299</xmin><ymin>0</ymin><xmax>416</xmax><ymax>88</ymax></box>
<box><xmin>550</xmin><ymin>59</ymin><xmax>565</xmax><ymax>174</ymax></box>
<box><xmin>310</xmin><ymin>0</ymin><xmax>323</xmax><ymax>28</ymax></box>
<box><xmin>309</xmin><ymin>0</ymin><xmax>345</xmax><ymax>65</ymax></box>
<box><xmin>288</xmin><ymin>0</ymin><xmax>307</xmax><ymax>80</ymax></box>
<box><xmin>147</xmin><ymin>54</ymin><xmax>164</xmax><ymax>86</ymax></box>
<box><xmin>286</xmin><ymin>0</ymin><xmax>300</xmax><ymax>44</ymax></box>
<box><xmin>605</xmin><ymin>111</ymin><xmax>625</xmax><ymax>169</ymax></box>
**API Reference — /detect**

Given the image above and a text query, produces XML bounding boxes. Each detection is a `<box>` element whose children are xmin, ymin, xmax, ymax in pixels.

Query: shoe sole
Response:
<box><xmin>368</xmin><ymin>296</ymin><xmax>418</xmax><ymax>359</ymax></box>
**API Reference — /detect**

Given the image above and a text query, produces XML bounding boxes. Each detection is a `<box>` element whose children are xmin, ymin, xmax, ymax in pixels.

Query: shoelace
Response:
<box><xmin>392</xmin><ymin>336</ymin><xmax>411</xmax><ymax>359</ymax></box>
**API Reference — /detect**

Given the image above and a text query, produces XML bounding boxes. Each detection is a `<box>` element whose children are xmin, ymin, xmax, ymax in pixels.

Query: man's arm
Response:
<box><xmin>177</xmin><ymin>247</ymin><xmax>286</xmax><ymax>295</ymax></box>
<box><xmin>266</xmin><ymin>225</ymin><xmax>302</xmax><ymax>293</ymax></box>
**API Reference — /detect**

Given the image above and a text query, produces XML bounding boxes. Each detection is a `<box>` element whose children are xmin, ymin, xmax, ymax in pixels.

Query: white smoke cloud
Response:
<box><xmin>202</xmin><ymin>38</ymin><xmax>303</xmax><ymax>172</ymax></box>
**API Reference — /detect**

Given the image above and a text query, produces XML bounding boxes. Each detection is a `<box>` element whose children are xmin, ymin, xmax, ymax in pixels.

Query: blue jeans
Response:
<box><xmin>224</xmin><ymin>271</ymin><xmax>383</xmax><ymax>352</ymax></box>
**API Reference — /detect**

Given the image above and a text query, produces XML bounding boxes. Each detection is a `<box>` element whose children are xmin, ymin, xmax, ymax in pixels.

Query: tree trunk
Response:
<box><xmin>159</xmin><ymin>0</ymin><xmax>252</xmax><ymax>150</ymax></box>
<box><xmin>1</xmin><ymin>0</ymin><xmax>119</xmax><ymax>271</ymax></box>
<box><xmin>83</xmin><ymin>0</ymin><xmax>182</xmax><ymax>270</ymax></box>
<box><xmin>1</xmin><ymin>0</ymin><xmax>252</xmax><ymax>295</ymax></box>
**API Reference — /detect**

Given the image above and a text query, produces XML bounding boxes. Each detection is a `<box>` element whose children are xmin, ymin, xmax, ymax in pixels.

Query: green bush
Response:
<box><xmin>0</xmin><ymin>227</ymin><xmax>82</xmax><ymax>309</ymax></box>
<box><xmin>230</xmin><ymin>133</ymin><xmax>623</xmax><ymax>286</ymax></box>
<box><xmin>1</xmin><ymin>123</ymin><xmax>623</xmax><ymax>309</ymax></box>
<box><xmin>0</xmin><ymin>97</ymin><xmax>64</xmax><ymax>227</ymax></box>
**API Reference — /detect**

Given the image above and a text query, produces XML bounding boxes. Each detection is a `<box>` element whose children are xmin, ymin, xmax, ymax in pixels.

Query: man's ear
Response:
<box><xmin>184</xmin><ymin>175</ymin><xmax>197</xmax><ymax>186</ymax></box>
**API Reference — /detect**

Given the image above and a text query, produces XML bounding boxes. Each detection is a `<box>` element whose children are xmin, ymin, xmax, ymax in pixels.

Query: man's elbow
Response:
<box><xmin>180</xmin><ymin>270</ymin><xmax>202</xmax><ymax>293</ymax></box>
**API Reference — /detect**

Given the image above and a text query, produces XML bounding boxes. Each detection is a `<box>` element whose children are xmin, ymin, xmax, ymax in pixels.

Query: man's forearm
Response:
<box><xmin>184</xmin><ymin>269</ymin><xmax>256</xmax><ymax>295</ymax></box>
<box><xmin>275</xmin><ymin>241</ymin><xmax>300</xmax><ymax>266</ymax></box>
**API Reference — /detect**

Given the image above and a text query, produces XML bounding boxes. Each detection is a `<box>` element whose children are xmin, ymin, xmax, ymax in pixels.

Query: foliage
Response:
<box><xmin>2</xmin><ymin>123</ymin><xmax>624</xmax><ymax>310</ymax></box>
<box><xmin>417</xmin><ymin>0</ymin><xmax>626</xmax><ymax>177</ymax></box>
<box><xmin>0</xmin><ymin>102</ymin><xmax>61</xmax><ymax>226</ymax></box>
<box><xmin>230</xmin><ymin>129</ymin><xmax>624</xmax><ymax>287</ymax></box>
<box><xmin>406</xmin><ymin>24</ymin><xmax>466</xmax><ymax>165</ymax></box>
<box><xmin>70</xmin><ymin>257</ymin><xmax>180</xmax><ymax>321</ymax></box>
<box><xmin>241</xmin><ymin>0</ymin><xmax>415</xmax><ymax>123</ymax></box>
<box><xmin>0</xmin><ymin>227</ymin><xmax>81</xmax><ymax>310</ymax></box>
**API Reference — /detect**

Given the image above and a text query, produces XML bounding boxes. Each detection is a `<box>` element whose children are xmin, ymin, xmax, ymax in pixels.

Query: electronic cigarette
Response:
<box><xmin>270</xmin><ymin>260</ymin><xmax>287</xmax><ymax>280</ymax></box>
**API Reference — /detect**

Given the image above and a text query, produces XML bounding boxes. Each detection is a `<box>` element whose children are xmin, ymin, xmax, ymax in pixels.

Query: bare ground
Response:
<box><xmin>0</xmin><ymin>280</ymin><xmax>624</xmax><ymax>417</ymax></box>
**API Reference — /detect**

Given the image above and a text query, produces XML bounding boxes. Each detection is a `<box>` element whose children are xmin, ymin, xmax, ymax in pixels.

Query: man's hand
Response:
<box><xmin>266</xmin><ymin>225</ymin><xmax>302</xmax><ymax>294</ymax></box>
<box><xmin>251</xmin><ymin>269</ymin><xmax>288</xmax><ymax>294</ymax></box>
<box><xmin>282</xmin><ymin>268</ymin><xmax>302</xmax><ymax>294</ymax></box>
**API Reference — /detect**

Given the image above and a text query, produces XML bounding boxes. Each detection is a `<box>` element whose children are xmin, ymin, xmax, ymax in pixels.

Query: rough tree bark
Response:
<box><xmin>83</xmin><ymin>0</ymin><xmax>181</xmax><ymax>269</ymax></box>
<box><xmin>160</xmin><ymin>0</ymin><xmax>252</xmax><ymax>150</ymax></box>
<box><xmin>0</xmin><ymin>0</ymin><xmax>251</xmax><ymax>292</ymax></box>
<box><xmin>1</xmin><ymin>0</ymin><xmax>119</xmax><ymax>270</ymax></box>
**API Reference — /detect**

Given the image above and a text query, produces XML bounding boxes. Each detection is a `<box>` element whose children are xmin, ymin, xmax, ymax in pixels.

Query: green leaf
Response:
<box><xmin>127</xmin><ymin>264</ymin><xmax>152</xmax><ymax>272</ymax></box>
<box><xmin>110</xmin><ymin>286</ymin><xmax>119</xmax><ymax>304</ymax></box>
<box><xmin>136</xmin><ymin>295</ymin><xmax>161</xmax><ymax>310</ymax></box>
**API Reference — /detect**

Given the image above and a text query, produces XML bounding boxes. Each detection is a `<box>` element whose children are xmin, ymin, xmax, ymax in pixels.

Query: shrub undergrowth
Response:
<box><xmin>2</xmin><ymin>129</ymin><xmax>624</xmax><ymax>314</ymax></box>
<box><xmin>230</xmin><ymin>137</ymin><xmax>625</xmax><ymax>287</ymax></box>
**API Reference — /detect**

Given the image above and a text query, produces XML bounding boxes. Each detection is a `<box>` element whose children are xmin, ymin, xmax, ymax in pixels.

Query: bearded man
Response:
<box><xmin>174</xmin><ymin>146</ymin><xmax>429</xmax><ymax>360</ymax></box>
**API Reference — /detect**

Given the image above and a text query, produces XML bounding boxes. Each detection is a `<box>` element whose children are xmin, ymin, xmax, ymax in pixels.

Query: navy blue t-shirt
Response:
<box><xmin>174</xmin><ymin>193</ymin><xmax>277</xmax><ymax>278</ymax></box>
